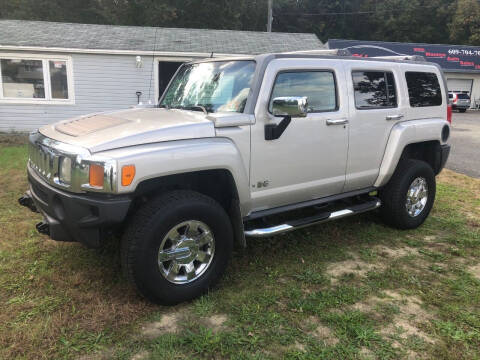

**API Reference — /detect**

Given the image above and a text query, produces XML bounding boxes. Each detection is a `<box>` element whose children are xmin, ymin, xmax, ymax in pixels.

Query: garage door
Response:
<box><xmin>447</xmin><ymin>78</ymin><xmax>473</xmax><ymax>94</ymax></box>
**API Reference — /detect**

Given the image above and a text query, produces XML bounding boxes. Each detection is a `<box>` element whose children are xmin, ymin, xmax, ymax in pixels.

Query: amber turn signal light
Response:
<box><xmin>121</xmin><ymin>165</ymin><xmax>135</xmax><ymax>186</ymax></box>
<box><xmin>89</xmin><ymin>163</ymin><xmax>104</xmax><ymax>187</ymax></box>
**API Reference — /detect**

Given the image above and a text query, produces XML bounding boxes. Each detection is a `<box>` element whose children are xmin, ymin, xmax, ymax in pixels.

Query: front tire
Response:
<box><xmin>459</xmin><ymin>109</ymin><xmax>467</xmax><ymax>113</ymax></box>
<box><xmin>379</xmin><ymin>159</ymin><xmax>436</xmax><ymax>229</ymax></box>
<box><xmin>121</xmin><ymin>190</ymin><xmax>233</xmax><ymax>305</ymax></box>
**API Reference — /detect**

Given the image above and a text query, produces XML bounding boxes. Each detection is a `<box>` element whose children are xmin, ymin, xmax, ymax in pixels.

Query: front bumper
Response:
<box><xmin>20</xmin><ymin>167</ymin><xmax>131</xmax><ymax>248</ymax></box>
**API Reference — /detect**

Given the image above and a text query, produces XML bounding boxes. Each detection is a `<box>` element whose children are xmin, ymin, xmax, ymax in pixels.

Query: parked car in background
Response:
<box><xmin>449</xmin><ymin>92</ymin><xmax>470</xmax><ymax>112</ymax></box>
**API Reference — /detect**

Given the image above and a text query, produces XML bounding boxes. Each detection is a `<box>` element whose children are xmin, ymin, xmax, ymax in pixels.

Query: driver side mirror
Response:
<box><xmin>272</xmin><ymin>96</ymin><xmax>308</xmax><ymax>118</ymax></box>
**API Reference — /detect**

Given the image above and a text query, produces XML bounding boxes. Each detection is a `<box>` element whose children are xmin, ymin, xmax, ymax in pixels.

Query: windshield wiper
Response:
<box><xmin>162</xmin><ymin>105</ymin><xmax>209</xmax><ymax>114</ymax></box>
<box><xmin>183</xmin><ymin>105</ymin><xmax>208</xmax><ymax>114</ymax></box>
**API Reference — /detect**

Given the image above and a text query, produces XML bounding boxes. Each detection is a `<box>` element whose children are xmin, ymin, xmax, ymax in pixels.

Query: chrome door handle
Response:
<box><xmin>386</xmin><ymin>114</ymin><xmax>404</xmax><ymax>121</ymax></box>
<box><xmin>326</xmin><ymin>118</ymin><xmax>349</xmax><ymax>126</ymax></box>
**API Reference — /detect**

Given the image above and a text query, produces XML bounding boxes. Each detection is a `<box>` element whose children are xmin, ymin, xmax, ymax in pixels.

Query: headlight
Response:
<box><xmin>58</xmin><ymin>157</ymin><xmax>72</xmax><ymax>184</ymax></box>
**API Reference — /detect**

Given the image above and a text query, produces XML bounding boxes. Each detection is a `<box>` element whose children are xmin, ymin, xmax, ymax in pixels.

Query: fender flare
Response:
<box><xmin>97</xmin><ymin>137</ymin><xmax>251</xmax><ymax>215</ymax></box>
<box><xmin>374</xmin><ymin>118</ymin><xmax>449</xmax><ymax>187</ymax></box>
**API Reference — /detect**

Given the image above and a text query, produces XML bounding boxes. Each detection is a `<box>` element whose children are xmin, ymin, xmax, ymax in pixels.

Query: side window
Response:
<box><xmin>405</xmin><ymin>72</ymin><xmax>442</xmax><ymax>107</ymax></box>
<box><xmin>352</xmin><ymin>71</ymin><xmax>397</xmax><ymax>109</ymax></box>
<box><xmin>269</xmin><ymin>71</ymin><xmax>337</xmax><ymax>113</ymax></box>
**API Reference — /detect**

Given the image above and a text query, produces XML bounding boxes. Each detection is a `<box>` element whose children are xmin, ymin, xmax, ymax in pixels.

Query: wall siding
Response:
<box><xmin>0</xmin><ymin>52</ymin><xmax>157</xmax><ymax>132</ymax></box>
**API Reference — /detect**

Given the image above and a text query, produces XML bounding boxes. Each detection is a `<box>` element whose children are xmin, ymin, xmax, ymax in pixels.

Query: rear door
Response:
<box><xmin>343</xmin><ymin>62</ymin><xmax>406</xmax><ymax>191</ymax></box>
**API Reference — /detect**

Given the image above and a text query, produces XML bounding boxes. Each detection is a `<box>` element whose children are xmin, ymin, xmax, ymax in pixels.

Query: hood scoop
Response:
<box><xmin>55</xmin><ymin>115</ymin><xmax>131</xmax><ymax>137</ymax></box>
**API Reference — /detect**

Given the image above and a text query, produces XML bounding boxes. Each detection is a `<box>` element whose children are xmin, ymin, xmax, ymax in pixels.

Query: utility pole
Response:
<box><xmin>267</xmin><ymin>0</ymin><xmax>273</xmax><ymax>32</ymax></box>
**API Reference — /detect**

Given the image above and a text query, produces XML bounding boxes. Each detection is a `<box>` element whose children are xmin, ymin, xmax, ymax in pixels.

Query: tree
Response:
<box><xmin>449</xmin><ymin>0</ymin><xmax>480</xmax><ymax>45</ymax></box>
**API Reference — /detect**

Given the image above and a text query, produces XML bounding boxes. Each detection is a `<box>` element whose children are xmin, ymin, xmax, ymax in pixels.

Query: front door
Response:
<box><xmin>249</xmin><ymin>59</ymin><xmax>349</xmax><ymax>212</ymax></box>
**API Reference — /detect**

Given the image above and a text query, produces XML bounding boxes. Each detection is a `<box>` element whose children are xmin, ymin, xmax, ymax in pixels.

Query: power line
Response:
<box><xmin>275</xmin><ymin>4</ymin><xmax>444</xmax><ymax>17</ymax></box>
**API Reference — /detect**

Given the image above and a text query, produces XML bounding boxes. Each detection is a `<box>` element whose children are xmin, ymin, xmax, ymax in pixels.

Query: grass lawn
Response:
<box><xmin>0</xmin><ymin>137</ymin><xmax>479</xmax><ymax>360</ymax></box>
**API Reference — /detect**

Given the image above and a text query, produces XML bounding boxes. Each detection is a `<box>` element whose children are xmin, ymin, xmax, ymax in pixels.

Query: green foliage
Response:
<box><xmin>0</xmin><ymin>0</ymin><xmax>477</xmax><ymax>45</ymax></box>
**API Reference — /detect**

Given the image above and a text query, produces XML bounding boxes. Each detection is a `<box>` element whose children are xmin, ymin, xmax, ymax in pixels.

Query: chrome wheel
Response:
<box><xmin>405</xmin><ymin>177</ymin><xmax>428</xmax><ymax>217</ymax></box>
<box><xmin>158</xmin><ymin>220</ymin><xmax>215</xmax><ymax>284</ymax></box>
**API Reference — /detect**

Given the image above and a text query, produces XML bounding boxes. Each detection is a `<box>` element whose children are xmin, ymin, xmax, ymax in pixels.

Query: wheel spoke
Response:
<box><xmin>196</xmin><ymin>251</ymin><xmax>211</xmax><ymax>263</ymax></box>
<box><xmin>166</xmin><ymin>262</ymin><xmax>180</xmax><ymax>281</ymax></box>
<box><xmin>185</xmin><ymin>221</ymin><xmax>199</xmax><ymax>237</ymax></box>
<box><xmin>196</xmin><ymin>231</ymin><xmax>213</xmax><ymax>246</ymax></box>
<box><xmin>185</xmin><ymin>262</ymin><xmax>196</xmax><ymax>280</ymax></box>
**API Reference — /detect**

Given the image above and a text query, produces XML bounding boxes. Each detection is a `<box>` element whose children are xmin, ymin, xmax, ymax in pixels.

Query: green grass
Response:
<box><xmin>0</xmin><ymin>142</ymin><xmax>479</xmax><ymax>359</ymax></box>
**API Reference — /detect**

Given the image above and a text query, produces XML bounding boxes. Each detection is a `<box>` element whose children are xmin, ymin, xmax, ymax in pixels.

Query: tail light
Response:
<box><xmin>447</xmin><ymin>104</ymin><xmax>452</xmax><ymax>124</ymax></box>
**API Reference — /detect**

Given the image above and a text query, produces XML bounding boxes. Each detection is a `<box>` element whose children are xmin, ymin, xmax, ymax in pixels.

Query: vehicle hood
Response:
<box><xmin>39</xmin><ymin>107</ymin><xmax>215</xmax><ymax>153</ymax></box>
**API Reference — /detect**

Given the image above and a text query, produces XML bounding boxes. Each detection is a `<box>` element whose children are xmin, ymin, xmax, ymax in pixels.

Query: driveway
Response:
<box><xmin>447</xmin><ymin>111</ymin><xmax>480</xmax><ymax>178</ymax></box>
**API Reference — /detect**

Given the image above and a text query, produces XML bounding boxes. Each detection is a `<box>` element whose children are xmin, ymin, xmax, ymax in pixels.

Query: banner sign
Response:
<box><xmin>328</xmin><ymin>39</ymin><xmax>480</xmax><ymax>72</ymax></box>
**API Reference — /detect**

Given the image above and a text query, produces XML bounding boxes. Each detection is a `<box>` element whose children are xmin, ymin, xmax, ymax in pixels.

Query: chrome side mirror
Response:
<box><xmin>272</xmin><ymin>96</ymin><xmax>308</xmax><ymax>117</ymax></box>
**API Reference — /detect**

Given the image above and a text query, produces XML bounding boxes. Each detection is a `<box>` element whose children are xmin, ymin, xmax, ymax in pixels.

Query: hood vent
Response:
<box><xmin>55</xmin><ymin>115</ymin><xmax>131</xmax><ymax>137</ymax></box>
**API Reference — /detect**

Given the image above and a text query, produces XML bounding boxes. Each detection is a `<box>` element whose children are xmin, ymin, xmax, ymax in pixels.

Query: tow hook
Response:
<box><xmin>36</xmin><ymin>221</ymin><xmax>50</xmax><ymax>235</ymax></box>
<box><xmin>18</xmin><ymin>191</ymin><xmax>38</xmax><ymax>213</ymax></box>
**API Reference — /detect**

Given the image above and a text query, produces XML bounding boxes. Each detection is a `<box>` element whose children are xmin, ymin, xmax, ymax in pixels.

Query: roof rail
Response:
<box><xmin>372</xmin><ymin>55</ymin><xmax>426</xmax><ymax>61</ymax></box>
<box><xmin>282</xmin><ymin>49</ymin><xmax>351</xmax><ymax>56</ymax></box>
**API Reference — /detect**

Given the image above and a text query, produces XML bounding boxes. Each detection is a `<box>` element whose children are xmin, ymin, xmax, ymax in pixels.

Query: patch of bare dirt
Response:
<box><xmin>0</xmin><ymin>133</ymin><xmax>28</xmax><ymax>145</ymax></box>
<box><xmin>383</xmin><ymin>291</ymin><xmax>434</xmax><ymax>343</ymax></box>
<box><xmin>351</xmin><ymin>290</ymin><xmax>435</xmax><ymax>344</ymax></box>
<box><xmin>304</xmin><ymin>316</ymin><xmax>339</xmax><ymax>346</ymax></box>
<box><xmin>373</xmin><ymin>245</ymin><xmax>419</xmax><ymax>258</ymax></box>
<box><xmin>141</xmin><ymin>313</ymin><xmax>181</xmax><ymax>339</ymax></box>
<box><xmin>359</xmin><ymin>346</ymin><xmax>375</xmax><ymax>360</ymax></box>
<box><xmin>468</xmin><ymin>263</ymin><xmax>480</xmax><ymax>280</ymax></box>
<box><xmin>131</xmin><ymin>351</ymin><xmax>150</xmax><ymax>360</ymax></box>
<box><xmin>201</xmin><ymin>314</ymin><xmax>228</xmax><ymax>333</ymax></box>
<box><xmin>76</xmin><ymin>349</ymin><xmax>115</xmax><ymax>360</ymax></box>
<box><xmin>326</xmin><ymin>254</ymin><xmax>384</xmax><ymax>283</ymax></box>
<box><xmin>293</xmin><ymin>341</ymin><xmax>306</xmax><ymax>352</ymax></box>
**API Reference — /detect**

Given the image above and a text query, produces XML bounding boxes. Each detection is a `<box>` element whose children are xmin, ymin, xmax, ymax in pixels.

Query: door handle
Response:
<box><xmin>386</xmin><ymin>114</ymin><xmax>404</xmax><ymax>121</ymax></box>
<box><xmin>326</xmin><ymin>118</ymin><xmax>349</xmax><ymax>126</ymax></box>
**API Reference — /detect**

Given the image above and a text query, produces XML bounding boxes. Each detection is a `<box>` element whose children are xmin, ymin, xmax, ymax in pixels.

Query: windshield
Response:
<box><xmin>160</xmin><ymin>60</ymin><xmax>256</xmax><ymax>113</ymax></box>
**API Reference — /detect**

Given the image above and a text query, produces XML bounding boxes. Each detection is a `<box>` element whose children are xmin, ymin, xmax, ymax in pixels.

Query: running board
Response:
<box><xmin>244</xmin><ymin>198</ymin><xmax>381</xmax><ymax>238</ymax></box>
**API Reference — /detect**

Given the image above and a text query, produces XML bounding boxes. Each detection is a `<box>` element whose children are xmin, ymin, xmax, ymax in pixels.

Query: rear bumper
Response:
<box><xmin>21</xmin><ymin>167</ymin><xmax>131</xmax><ymax>248</ymax></box>
<box><xmin>452</xmin><ymin>104</ymin><xmax>470</xmax><ymax>110</ymax></box>
<box><xmin>436</xmin><ymin>144</ymin><xmax>451</xmax><ymax>174</ymax></box>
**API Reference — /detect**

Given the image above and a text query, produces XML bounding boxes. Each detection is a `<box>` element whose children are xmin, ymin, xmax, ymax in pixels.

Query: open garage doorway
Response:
<box><xmin>157</xmin><ymin>60</ymin><xmax>184</xmax><ymax>101</ymax></box>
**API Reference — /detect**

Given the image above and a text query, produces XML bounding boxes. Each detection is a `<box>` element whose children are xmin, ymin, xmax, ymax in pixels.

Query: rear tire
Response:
<box><xmin>121</xmin><ymin>190</ymin><xmax>233</xmax><ymax>305</ymax></box>
<box><xmin>379</xmin><ymin>159</ymin><xmax>436</xmax><ymax>229</ymax></box>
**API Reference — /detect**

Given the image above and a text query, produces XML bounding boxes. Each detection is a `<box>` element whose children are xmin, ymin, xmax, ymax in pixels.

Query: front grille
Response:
<box><xmin>28</xmin><ymin>138</ymin><xmax>60</xmax><ymax>182</ymax></box>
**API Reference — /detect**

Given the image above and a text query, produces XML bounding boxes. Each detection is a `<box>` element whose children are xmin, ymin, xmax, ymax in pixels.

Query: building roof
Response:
<box><xmin>0</xmin><ymin>19</ymin><xmax>324</xmax><ymax>55</ymax></box>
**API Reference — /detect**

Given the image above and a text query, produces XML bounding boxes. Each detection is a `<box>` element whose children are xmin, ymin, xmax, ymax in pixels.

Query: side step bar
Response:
<box><xmin>244</xmin><ymin>198</ymin><xmax>381</xmax><ymax>238</ymax></box>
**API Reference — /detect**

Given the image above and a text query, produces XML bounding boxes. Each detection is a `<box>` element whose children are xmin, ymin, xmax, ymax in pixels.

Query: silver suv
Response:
<box><xmin>449</xmin><ymin>91</ymin><xmax>470</xmax><ymax>112</ymax></box>
<box><xmin>20</xmin><ymin>51</ymin><xmax>451</xmax><ymax>304</ymax></box>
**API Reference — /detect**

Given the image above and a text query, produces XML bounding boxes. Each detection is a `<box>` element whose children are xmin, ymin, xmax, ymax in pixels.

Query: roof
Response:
<box><xmin>0</xmin><ymin>19</ymin><xmax>324</xmax><ymax>55</ymax></box>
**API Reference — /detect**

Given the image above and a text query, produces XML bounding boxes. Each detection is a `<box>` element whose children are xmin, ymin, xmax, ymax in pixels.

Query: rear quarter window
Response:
<box><xmin>352</xmin><ymin>71</ymin><xmax>397</xmax><ymax>109</ymax></box>
<box><xmin>405</xmin><ymin>72</ymin><xmax>442</xmax><ymax>107</ymax></box>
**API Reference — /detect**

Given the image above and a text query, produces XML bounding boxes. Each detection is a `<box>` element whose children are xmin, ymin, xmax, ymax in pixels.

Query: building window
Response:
<box><xmin>269</xmin><ymin>70</ymin><xmax>338</xmax><ymax>113</ymax></box>
<box><xmin>0</xmin><ymin>55</ymin><xmax>74</xmax><ymax>104</ymax></box>
<box><xmin>352</xmin><ymin>71</ymin><xmax>397</xmax><ymax>109</ymax></box>
<box><xmin>405</xmin><ymin>72</ymin><xmax>442</xmax><ymax>107</ymax></box>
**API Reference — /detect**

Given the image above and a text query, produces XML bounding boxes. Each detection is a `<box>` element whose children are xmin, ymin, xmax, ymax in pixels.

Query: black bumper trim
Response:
<box><xmin>438</xmin><ymin>144</ymin><xmax>451</xmax><ymax>174</ymax></box>
<box><xmin>24</xmin><ymin>168</ymin><xmax>131</xmax><ymax>248</ymax></box>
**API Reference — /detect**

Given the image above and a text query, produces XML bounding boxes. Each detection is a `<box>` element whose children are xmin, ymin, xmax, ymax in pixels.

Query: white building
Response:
<box><xmin>0</xmin><ymin>20</ymin><xmax>324</xmax><ymax>132</ymax></box>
